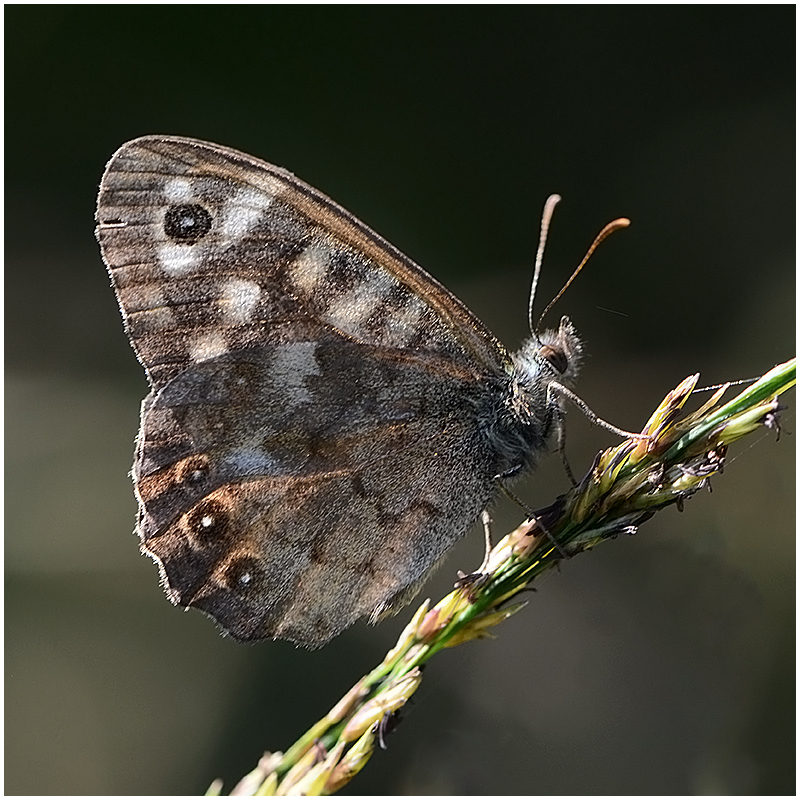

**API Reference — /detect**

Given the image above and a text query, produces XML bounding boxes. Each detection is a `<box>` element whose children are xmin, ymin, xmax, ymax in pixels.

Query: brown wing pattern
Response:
<box><xmin>96</xmin><ymin>136</ymin><xmax>510</xmax><ymax>391</ymax></box>
<box><xmin>136</xmin><ymin>334</ymin><xmax>503</xmax><ymax>646</ymax></box>
<box><xmin>96</xmin><ymin>136</ymin><xmax>511</xmax><ymax>646</ymax></box>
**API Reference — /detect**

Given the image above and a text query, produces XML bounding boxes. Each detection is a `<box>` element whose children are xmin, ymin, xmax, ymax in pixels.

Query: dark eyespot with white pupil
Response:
<box><xmin>164</xmin><ymin>203</ymin><xmax>212</xmax><ymax>243</ymax></box>
<box><xmin>187</xmin><ymin>498</ymin><xmax>230</xmax><ymax>545</ymax></box>
<box><xmin>539</xmin><ymin>344</ymin><xmax>568</xmax><ymax>374</ymax></box>
<box><xmin>223</xmin><ymin>556</ymin><xmax>262</xmax><ymax>591</ymax></box>
<box><xmin>178</xmin><ymin>456</ymin><xmax>210</xmax><ymax>487</ymax></box>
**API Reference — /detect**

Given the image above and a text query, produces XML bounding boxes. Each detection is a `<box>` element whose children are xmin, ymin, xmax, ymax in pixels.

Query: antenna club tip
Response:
<box><xmin>614</xmin><ymin>217</ymin><xmax>631</xmax><ymax>229</ymax></box>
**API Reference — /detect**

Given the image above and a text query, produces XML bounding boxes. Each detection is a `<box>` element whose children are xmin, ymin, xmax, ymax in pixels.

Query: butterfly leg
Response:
<box><xmin>549</xmin><ymin>381</ymin><xmax>648</xmax><ymax>440</ymax></box>
<box><xmin>478</xmin><ymin>509</ymin><xmax>494</xmax><ymax>572</ymax></box>
<box><xmin>553</xmin><ymin>406</ymin><xmax>577</xmax><ymax>486</ymax></box>
<box><xmin>494</xmin><ymin>481</ymin><xmax>569</xmax><ymax>559</ymax></box>
<box><xmin>454</xmin><ymin>510</ymin><xmax>495</xmax><ymax>595</ymax></box>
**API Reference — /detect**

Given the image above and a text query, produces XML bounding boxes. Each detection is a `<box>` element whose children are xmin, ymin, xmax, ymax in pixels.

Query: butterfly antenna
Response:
<box><xmin>535</xmin><ymin>215</ymin><xmax>630</xmax><ymax>333</ymax></box>
<box><xmin>527</xmin><ymin>194</ymin><xmax>562</xmax><ymax>338</ymax></box>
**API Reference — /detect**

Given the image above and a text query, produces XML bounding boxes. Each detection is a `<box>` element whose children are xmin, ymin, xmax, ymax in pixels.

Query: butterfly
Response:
<box><xmin>96</xmin><ymin>136</ymin><xmax>600</xmax><ymax>648</ymax></box>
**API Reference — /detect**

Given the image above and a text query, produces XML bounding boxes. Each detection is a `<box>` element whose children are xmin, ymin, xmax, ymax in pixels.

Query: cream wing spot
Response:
<box><xmin>325</xmin><ymin>269</ymin><xmax>398</xmax><ymax>339</ymax></box>
<box><xmin>163</xmin><ymin>177</ymin><xmax>195</xmax><ymax>203</ymax></box>
<box><xmin>386</xmin><ymin>295</ymin><xmax>427</xmax><ymax>346</ymax></box>
<box><xmin>290</xmin><ymin>243</ymin><xmax>331</xmax><ymax>294</ymax></box>
<box><xmin>158</xmin><ymin>242</ymin><xmax>201</xmax><ymax>275</ymax></box>
<box><xmin>190</xmin><ymin>331</ymin><xmax>229</xmax><ymax>362</ymax></box>
<box><xmin>219</xmin><ymin>278</ymin><xmax>261</xmax><ymax>324</ymax></box>
<box><xmin>269</xmin><ymin>341</ymin><xmax>320</xmax><ymax>405</ymax></box>
<box><xmin>227</xmin><ymin>446</ymin><xmax>281</xmax><ymax>475</ymax></box>
<box><xmin>222</xmin><ymin>187</ymin><xmax>274</xmax><ymax>240</ymax></box>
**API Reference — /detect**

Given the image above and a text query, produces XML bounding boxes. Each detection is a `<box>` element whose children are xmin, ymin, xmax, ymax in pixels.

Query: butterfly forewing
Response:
<box><xmin>96</xmin><ymin>136</ymin><xmax>515</xmax><ymax>646</ymax></box>
<box><xmin>97</xmin><ymin>137</ymin><xmax>509</xmax><ymax>389</ymax></box>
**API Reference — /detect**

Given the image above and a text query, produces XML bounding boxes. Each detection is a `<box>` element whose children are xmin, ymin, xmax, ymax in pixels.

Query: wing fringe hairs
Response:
<box><xmin>206</xmin><ymin>358</ymin><xmax>795</xmax><ymax>796</ymax></box>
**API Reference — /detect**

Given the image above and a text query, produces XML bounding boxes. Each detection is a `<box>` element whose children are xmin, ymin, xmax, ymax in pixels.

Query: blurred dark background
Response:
<box><xmin>6</xmin><ymin>6</ymin><xmax>794</xmax><ymax>795</ymax></box>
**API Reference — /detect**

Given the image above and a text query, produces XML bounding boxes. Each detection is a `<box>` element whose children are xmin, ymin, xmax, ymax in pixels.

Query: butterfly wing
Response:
<box><xmin>133</xmin><ymin>336</ymin><xmax>501</xmax><ymax>646</ymax></box>
<box><xmin>97</xmin><ymin>136</ymin><xmax>510</xmax><ymax>389</ymax></box>
<box><xmin>97</xmin><ymin>137</ymin><xmax>513</xmax><ymax>646</ymax></box>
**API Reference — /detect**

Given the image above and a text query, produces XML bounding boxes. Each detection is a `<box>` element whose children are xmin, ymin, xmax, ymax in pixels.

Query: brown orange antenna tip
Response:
<box><xmin>535</xmin><ymin>214</ymin><xmax>631</xmax><ymax>332</ymax></box>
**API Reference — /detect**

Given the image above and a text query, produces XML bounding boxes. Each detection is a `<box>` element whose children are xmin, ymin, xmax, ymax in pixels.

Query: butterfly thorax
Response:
<box><xmin>487</xmin><ymin>315</ymin><xmax>583</xmax><ymax>477</ymax></box>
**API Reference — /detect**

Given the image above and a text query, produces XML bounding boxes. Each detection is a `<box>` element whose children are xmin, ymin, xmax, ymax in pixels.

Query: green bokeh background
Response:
<box><xmin>6</xmin><ymin>6</ymin><xmax>794</xmax><ymax>795</ymax></box>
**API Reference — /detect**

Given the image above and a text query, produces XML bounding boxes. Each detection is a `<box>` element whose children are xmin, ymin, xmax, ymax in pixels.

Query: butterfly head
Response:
<box><xmin>513</xmin><ymin>315</ymin><xmax>583</xmax><ymax>393</ymax></box>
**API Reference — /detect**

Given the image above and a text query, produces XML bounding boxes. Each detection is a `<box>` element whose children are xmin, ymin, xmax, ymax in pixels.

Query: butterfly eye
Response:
<box><xmin>538</xmin><ymin>344</ymin><xmax>568</xmax><ymax>374</ymax></box>
<box><xmin>164</xmin><ymin>203</ymin><xmax>213</xmax><ymax>243</ymax></box>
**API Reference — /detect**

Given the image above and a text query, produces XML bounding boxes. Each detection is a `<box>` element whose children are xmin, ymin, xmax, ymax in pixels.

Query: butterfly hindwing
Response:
<box><xmin>135</xmin><ymin>335</ymin><xmax>498</xmax><ymax>645</ymax></box>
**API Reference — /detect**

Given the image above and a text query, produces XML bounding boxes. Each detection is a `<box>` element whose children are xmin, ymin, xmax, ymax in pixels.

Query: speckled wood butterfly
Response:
<box><xmin>96</xmin><ymin>136</ymin><xmax>616</xmax><ymax>648</ymax></box>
